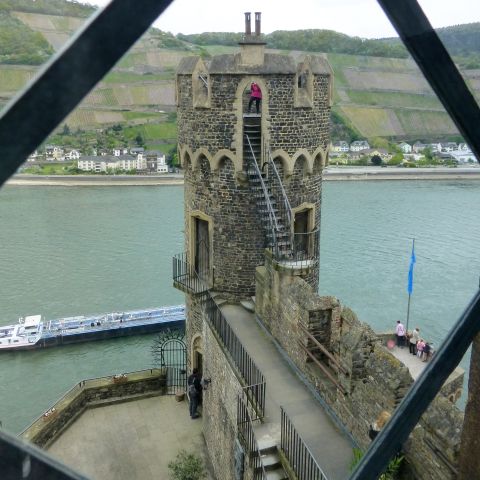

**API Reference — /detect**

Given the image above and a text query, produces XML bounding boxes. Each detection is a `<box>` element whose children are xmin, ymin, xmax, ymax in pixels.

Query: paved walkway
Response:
<box><xmin>390</xmin><ymin>345</ymin><xmax>464</xmax><ymax>383</ymax></box>
<box><xmin>47</xmin><ymin>396</ymin><xmax>213</xmax><ymax>480</ymax></box>
<box><xmin>221</xmin><ymin>304</ymin><xmax>354</xmax><ymax>480</ymax></box>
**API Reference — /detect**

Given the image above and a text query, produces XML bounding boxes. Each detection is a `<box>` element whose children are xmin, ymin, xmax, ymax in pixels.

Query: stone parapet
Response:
<box><xmin>21</xmin><ymin>368</ymin><xmax>167</xmax><ymax>448</ymax></box>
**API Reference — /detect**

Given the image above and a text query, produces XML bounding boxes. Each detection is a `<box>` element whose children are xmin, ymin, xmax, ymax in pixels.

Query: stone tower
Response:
<box><xmin>174</xmin><ymin>12</ymin><xmax>332</xmax><ymax>370</ymax></box>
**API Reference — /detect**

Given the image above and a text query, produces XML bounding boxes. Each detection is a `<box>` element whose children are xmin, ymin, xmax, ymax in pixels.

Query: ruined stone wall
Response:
<box><xmin>255</xmin><ymin>259</ymin><xmax>464</xmax><ymax>479</ymax></box>
<box><xmin>201</xmin><ymin>310</ymin><xmax>245</xmax><ymax>480</ymax></box>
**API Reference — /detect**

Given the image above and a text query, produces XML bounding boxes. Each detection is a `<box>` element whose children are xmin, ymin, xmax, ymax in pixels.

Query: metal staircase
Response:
<box><xmin>244</xmin><ymin>120</ymin><xmax>293</xmax><ymax>260</ymax></box>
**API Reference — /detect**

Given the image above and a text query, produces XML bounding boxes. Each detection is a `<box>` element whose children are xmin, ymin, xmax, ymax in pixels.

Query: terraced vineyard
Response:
<box><xmin>4</xmin><ymin>8</ymin><xmax>479</xmax><ymax>143</ymax></box>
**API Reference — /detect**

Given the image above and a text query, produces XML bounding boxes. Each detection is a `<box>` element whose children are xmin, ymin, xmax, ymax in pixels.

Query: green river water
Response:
<box><xmin>1</xmin><ymin>180</ymin><xmax>479</xmax><ymax>433</ymax></box>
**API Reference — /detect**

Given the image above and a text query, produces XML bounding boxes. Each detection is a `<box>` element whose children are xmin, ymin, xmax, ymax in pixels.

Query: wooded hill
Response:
<box><xmin>0</xmin><ymin>1</ymin><xmax>478</xmax><ymax>146</ymax></box>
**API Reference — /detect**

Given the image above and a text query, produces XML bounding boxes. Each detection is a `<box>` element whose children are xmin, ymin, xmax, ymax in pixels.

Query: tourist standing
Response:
<box><xmin>248</xmin><ymin>82</ymin><xmax>262</xmax><ymax>114</ymax></box>
<box><xmin>422</xmin><ymin>342</ymin><xmax>431</xmax><ymax>362</ymax></box>
<box><xmin>395</xmin><ymin>320</ymin><xmax>406</xmax><ymax>348</ymax></box>
<box><xmin>409</xmin><ymin>327</ymin><xmax>420</xmax><ymax>355</ymax></box>
<box><xmin>417</xmin><ymin>339</ymin><xmax>425</xmax><ymax>358</ymax></box>
<box><xmin>187</xmin><ymin>368</ymin><xmax>202</xmax><ymax>419</ymax></box>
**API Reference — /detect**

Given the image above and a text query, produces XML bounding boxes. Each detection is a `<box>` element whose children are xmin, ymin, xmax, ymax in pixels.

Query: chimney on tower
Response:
<box><xmin>239</xmin><ymin>11</ymin><xmax>266</xmax><ymax>65</ymax></box>
<box><xmin>255</xmin><ymin>12</ymin><xmax>261</xmax><ymax>35</ymax></box>
<box><xmin>244</xmin><ymin>12</ymin><xmax>251</xmax><ymax>36</ymax></box>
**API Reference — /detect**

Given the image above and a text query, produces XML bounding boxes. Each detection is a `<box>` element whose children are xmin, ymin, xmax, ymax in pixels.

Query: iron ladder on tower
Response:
<box><xmin>244</xmin><ymin>122</ymin><xmax>293</xmax><ymax>261</ymax></box>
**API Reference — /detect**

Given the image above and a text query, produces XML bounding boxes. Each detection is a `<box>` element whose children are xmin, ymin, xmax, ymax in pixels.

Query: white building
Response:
<box><xmin>331</xmin><ymin>141</ymin><xmax>349</xmax><ymax>153</ymax></box>
<box><xmin>398</xmin><ymin>142</ymin><xmax>412</xmax><ymax>154</ymax></box>
<box><xmin>65</xmin><ymin>149</ymin><xmax>81</xmax><ymax>160</ymax></box>
<box><xmin>350</xmin><ymin>140</ymin><xmax>370</xmax><ymax>152</ymax></box>
<box><xmin>45</xmin><ymin>145</ymin><xmax>65</xmax><ymax>161</ymax></box>
<box><xmin>113</xmin><ymin>147</ymin><xmax>128</xmax><ymax>157</ymax></box>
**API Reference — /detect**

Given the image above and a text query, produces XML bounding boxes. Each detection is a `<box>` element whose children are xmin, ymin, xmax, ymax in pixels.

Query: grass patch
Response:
<box><xmin>345</xmin><ymin>90</ymin><xmax>442</xmax><ymax>110</ymax></box>
<box><xmin>123</xmin><ymin>111</ymin><xmax>159</xmax><ymax>120</ymax></box>
<box><xmin>124</xmin><ymin>122</ymin><xmax>177</xmax><ymax>142</ymax></box>
<box><xmin>102</xmin><ymin>71</ymin><xmax>170</xmax><ymax>83</ymax></box>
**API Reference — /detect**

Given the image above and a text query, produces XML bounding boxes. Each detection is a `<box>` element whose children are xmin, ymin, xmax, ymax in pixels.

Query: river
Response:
<box><xmin>1</xmin><ymin>181</ymin><xmax>479</xmax><ymax>433</ymax></box>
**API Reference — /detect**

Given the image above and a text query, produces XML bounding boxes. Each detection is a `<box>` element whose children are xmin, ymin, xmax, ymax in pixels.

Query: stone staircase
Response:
<box><xmin>244</xmin><ymin>119</ymin><xmax>292</xmax><ymax>259</ymax></box>
<box><xmin>256</xmin><ymin>436</ymin><xmax>288</xmax><ymax>480</ymax></box>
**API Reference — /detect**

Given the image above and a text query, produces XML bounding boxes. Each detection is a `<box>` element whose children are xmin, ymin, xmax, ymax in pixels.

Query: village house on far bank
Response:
<box><xmin>77</xmin><ymin>149</ymin><xmax>168</xmax><ymax>174</ymax></box>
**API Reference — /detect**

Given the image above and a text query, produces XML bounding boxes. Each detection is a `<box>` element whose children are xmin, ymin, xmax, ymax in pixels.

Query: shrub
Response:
<box><xmin>168</xmin><ymin>450</ymin><xmax>206</xmax><ymax>480</ymax></box>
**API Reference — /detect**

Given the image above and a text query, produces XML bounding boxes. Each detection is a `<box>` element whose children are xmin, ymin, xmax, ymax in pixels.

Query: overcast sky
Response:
<box><xmin>84</xmin><ymin>0</ymin><xmax>479</xmax><ymax>39</ymax></box>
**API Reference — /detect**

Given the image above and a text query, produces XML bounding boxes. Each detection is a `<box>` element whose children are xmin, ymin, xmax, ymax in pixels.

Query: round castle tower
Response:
<box><xmin>175</xmin><ymin>12</ymin><xmax>332</xmax><ymax>307</ymax></box>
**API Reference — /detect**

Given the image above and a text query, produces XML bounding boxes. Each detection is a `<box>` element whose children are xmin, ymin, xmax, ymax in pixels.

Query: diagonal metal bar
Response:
<box><xmin>377</xmin><ymin>0</ymin><xmax>480</xmax><ymax>164</ymax></box>
<box><xmin>0</xmin><ymin>0</ymin><xmax>175</xmax><ymax>188</ymax></box>
<box><xmin>350</xmin><ymin>289</ymin><xmax>480</xmax><ymax>479</ymax></box>
<box><xmin>0</xmin><ymin>428</ymin><xmax>88</xmax><ymax>479</ymax></box>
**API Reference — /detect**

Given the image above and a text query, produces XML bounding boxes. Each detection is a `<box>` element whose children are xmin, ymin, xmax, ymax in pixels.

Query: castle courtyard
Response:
<box><xmin>47</xmin><ymin>396</ymin><xmax>213</xmax><ymax>480</ymax></box>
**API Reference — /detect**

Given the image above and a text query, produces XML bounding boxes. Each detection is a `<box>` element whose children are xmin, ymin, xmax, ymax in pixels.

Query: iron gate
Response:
<box><xmin>152</xmin><ymin>330</ymin><xmax>187</xmax><ymax>395</ymax></box>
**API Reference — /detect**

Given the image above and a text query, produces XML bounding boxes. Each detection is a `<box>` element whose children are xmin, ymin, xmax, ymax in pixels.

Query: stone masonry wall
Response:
<box><xmin>177</xmin><ymin>73</ymin><xmax>331</xmax><ymax>155</ymax></box>
<box><xmin>184</xmin><ymin>157</ymin><xmax>265</xmax><ymax>299</ymax></box>
<box><xmin>22</xmin><ymin>369</ymin><xmax>167</xmax><ymax>448</ymax></box>
<box><xmin>256</xmin><ymin>259</ymin><xmax>464</xmax><ymax>480</ymax></box>
<box><xmin>178</xmin><ymin>67</ymin><xmax>329</xmax><ymax>297</ymax></box>
<box><xmin>201</xmin><ymin>307</ymin><xmax>245</xmax><ymax>480</ymax></box>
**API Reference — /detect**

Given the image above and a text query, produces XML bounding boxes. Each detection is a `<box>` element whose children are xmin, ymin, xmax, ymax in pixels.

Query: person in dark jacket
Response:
<box><xmin>187</xmin><ymin>368</ymin><xmax>202</xmax><ymax>419</ymax></box>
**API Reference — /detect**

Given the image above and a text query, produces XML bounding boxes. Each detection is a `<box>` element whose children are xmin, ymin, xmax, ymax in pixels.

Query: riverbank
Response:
<box><xmin>6</xmin><ymin>174</ymin><xmax>184</xmax><ymax>186</ymax></box>
<box><xmin>323</xmin><ymin>166</ymin><xmax>480</xmax><ymax>181</ymax></box>
<box><xmin>6</xmin><ymin>167</ymin><xmax>480</xmax><ymax>185</ymax></box>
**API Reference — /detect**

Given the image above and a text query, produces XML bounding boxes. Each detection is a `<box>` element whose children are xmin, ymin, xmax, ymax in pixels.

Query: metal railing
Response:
<box><xmin>266</xmin><ymin>146</ymin><xmax>292</xmax><ymax>239</ymax></box>
<box><xmin>237</xmin><ymin>394</ymin><xmax>267</xmax><ymax>480</ymax></box>
<box><xmin>281</xmin><ymin>406</ymin><xmax>328</xmax><ymax>480</ymax></box>
<box><xmin>245</xmin><ymin>135</ymin><xmax>280</xmax><ymax>236</ymax></box>
<box><xmin>204</xmin><ymin>294</ymin><xmax>266</xmax><ymax>418</ymax></box>
<box><xmin>242</xmin><ymin>382</ymin><xmax>266</xmax><ymax>421</ymax></box>
<box><xmin>172</xmin><ymin>252</ymin><xmax>209</xmax><ymax>295</ymax></box>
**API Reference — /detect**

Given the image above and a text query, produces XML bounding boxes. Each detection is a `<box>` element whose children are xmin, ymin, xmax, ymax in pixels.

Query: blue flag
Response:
<box><xmin>407</xmin><ymin>242</ymin><xmax>416</xmax><ymax>295</ymax></box>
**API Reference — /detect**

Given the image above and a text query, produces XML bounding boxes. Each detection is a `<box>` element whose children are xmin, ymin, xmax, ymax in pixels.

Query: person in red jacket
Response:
<box><xmin>248</xmin><ymin>82</ymin><xmax>262</xmax><ymax>114</ymax></box>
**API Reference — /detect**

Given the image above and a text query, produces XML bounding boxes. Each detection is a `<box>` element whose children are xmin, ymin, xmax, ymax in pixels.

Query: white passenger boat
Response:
<box><xmin>0</xmin><ymin>315</ymin><xmax>43</xmax><ymax>350</ymax></box>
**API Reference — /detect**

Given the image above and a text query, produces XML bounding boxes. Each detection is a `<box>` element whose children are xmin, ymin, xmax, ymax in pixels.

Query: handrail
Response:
<box><xmin>281</xmin><ymin>406</ymin><xmax>329</xmax><ymax>480</ymax></box>
<box><xmin>245</xmin><ymin>134</ymin><xmax>280</xmax><ymax>236</ymax></box>
<box><xmin>299</xmin><ymin>324</ymin><xmax>349</xmax><ymax>376</ymax></box>
<box><xmin>298</xmin><ymin>342</ymin><xmax>347</xmax><ymax>394</ymax></box>
<box><xmin>172</xmin><ymin>251</ymin><xmax>209</xmax><ymax>294</ymax></box>
<box><xmin>242</xmin><ymin>382</ymin><xmax>266</xmax><ymax>421</ymax></box>
<box><xmin>266</xmin><ymin>145</ymin><xmax>292</xmax><ymax>228</ymax></box>
<box><xmin>204</xmin><ymin>293</ymin><xmax>266</xmax><ymax>417</ymax></box>
<box><xmin>237</xmin><ymin>394</ymin><xmax>268</xmax><ymax>480</ymax></box>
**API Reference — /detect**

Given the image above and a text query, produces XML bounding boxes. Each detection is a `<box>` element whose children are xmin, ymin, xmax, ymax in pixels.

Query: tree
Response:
<box><xmin>167</xmin><ymin>144</ymin><xmax>178</xmax><ymax>167</ymax></box>
<box><xmin>62</xmin><ymin>124</ymin><xmax>71</xmax><ymax>136</ymax></box>
<box><xmin>371</xmin><ymin>155</ymin><xmax>382</xmax><ymax>166</ymax></box>
<box><xmin>388</xmin><ymin>153</ymin><xmax>404</xmax><ymax>166</ymax></box>
<box><xmin>135</xmin><ymin>133</ymin><xmax>145</xmax><ymax>147</ymax></box>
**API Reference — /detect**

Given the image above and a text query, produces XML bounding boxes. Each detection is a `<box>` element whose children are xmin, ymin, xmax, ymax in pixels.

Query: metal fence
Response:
<box><xmin>237</xmin><ymin>394</ymin><xmax>267</xmax><ymax>480</ymax></box>
<box><xmin>172</xmin><ymin>252</ymin><xmax>209</xmax><ymax>295</ymax></box>
<box><xmin>280</xmin><ymin>406</ymin><xmax>328</xmax><ymax>480</ymax></box>
<box><xmin>204</xmin><ymin>294</ymin><xmax>266</xmax><ymax>418</ymax></box>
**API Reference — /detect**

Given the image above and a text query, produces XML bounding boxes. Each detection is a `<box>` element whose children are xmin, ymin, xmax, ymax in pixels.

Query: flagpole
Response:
<box><xmin>406</xmin><ymin>238</ymin><xmax>415</xmax><ymax>334</ymax></box>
